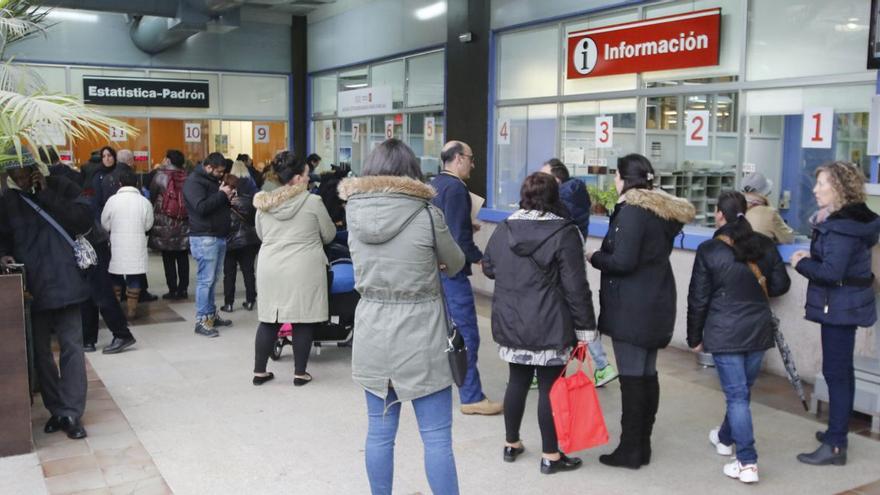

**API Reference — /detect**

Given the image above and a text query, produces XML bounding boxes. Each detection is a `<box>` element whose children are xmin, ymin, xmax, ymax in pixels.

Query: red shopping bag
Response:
<box><xmin>549</xmin><ymin>342</ymin><xmax>609</xmax><ymax>453</ymax></box>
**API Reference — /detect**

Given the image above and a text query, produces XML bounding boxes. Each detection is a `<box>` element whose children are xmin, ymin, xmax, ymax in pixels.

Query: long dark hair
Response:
<box><xmin>272</xmin><ymin>151</ymin><xmax>307</xmax><ymax>184</ymax></box>
<box><xmin>617</xmin><ymin>153</ymin><xmax>655</xmax><ymax>195</ymax></box>
<box><xmin>716</xmin><ymin>191</ymin><xmax>763</xmax><ymax>262</ymax></box>
<box><xmin>99</xmin><ymin>146</ymin><xmax>117</xmax><ymax>165</ymax></box>
<box><xmin>519</xmin><ymin>172</ymin><xmax>568</xmax><ymax>218</ymax></box>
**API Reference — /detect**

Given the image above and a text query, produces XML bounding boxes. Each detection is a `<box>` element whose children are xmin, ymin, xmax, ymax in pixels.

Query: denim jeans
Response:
<box><xmin>821</xmin><ymin>324</ymin><xmax>857</xmax><ymax>448</ymax></box>
<box><xmin>189</xmin><ymin>236</ymin><xmax>226</xmax><ymax>320</ymax></box>
<box><xmin>365</xmin><ymin>387</ymin><xmax>459</xmax><ymax>495</ymax></box>
<box><xmin>110</xmin><ymin>274</ymin><xmax>145</xmax><ymax>290</ymax></box>
<box><xmin>714</xmin><ymin>351</ymin><xmax>765</xmax><ymax>464</ymax></box>
<box><xmin>440</xmin><ymin>272</ymin><xmax>484</xmax><ymax>405</ymax></box>
<box><xmin>587</xmin><ymin>339</ymin><xmax>610</xmax><ymax>369</ymax></box>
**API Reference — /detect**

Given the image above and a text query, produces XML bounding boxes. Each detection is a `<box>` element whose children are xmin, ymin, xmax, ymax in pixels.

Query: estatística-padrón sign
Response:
<box><xmin>87</xmin><ymin>85</ymin><xmax>206</xmax><ymax>101</ymax></box>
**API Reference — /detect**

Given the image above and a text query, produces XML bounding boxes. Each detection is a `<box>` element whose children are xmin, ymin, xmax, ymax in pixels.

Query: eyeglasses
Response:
<box><xmin>460</xmin><ymin>153</ymin><xmax>474</xmax><ymax>161</ymax></box>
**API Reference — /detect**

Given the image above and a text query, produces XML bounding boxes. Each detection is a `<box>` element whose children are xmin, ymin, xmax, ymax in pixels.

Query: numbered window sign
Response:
<box><xmin>802</xmin><ymin>107</ymin><xmax>833</xmax><ymax>149</ymax></box>
<box><xmin>184</xmin><ymin>123</ymin><xmax>202</xmax><ymax>143</ymax></box>
<box><xmin>109</xmin><ymin>126</ymin><xmax>127</xmax><ymax>142</ymax></box>
<box><xmin>686</xmin><ymin>111</ymin><xmax>710</xmax><ymax>147</ymax></box>
<box><xmin>595</xmin><ymin>116</ymin><xmax>613</xmax><ymax>149</ymax></box>
<box><xmin>497</xmin><ymin>118</ymin><xmax>511</xmax><ymax>145</ymax></box>
<box><xmin>322</xmin><ymin>121</ymin><xmax>333</xmax><ymax>142</ymax></box>
<box><xmin>424</xmin><ymin>117</ymin><xmax>435</xmax><ymax>141</ymax></box>
<box><xmin>254</xmin><ymin>125</ymin><xmax>270</xmax><ymax>144</ymax></box>
<box><xmin>384</xmin><ymin>120</ymin><xmax>394</xmax><ymax>140</ymax></box>
<box><xmin>351</xmin><ymin>123</ymin><xmax>360</xmax><ymax>144</ymax></box>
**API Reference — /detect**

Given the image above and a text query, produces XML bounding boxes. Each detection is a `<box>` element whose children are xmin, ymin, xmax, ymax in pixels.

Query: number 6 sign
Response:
<box><xmin>802</xmin><ymin>107</ymin><xmax>833</xmax><ymax>149</ymax></box>
<box><xmin>595</xmin><ymin>116</ymin><xmax>613</xmax><ymax>148</ymax></box>
<box><xmin>686</xmin><ymin>111</ymin><xmax>710</xmax><ymax>147</ymax></box>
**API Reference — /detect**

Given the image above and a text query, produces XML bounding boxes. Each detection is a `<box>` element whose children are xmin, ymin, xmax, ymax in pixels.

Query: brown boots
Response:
<box><xmin>125</xmin><ymin>288</ymin><xmax>141</xmax><ymax>320</ymax></box>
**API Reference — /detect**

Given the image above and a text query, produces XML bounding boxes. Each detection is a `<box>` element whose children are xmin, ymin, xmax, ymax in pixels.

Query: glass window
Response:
<box><xmin>314</xmin><ymin>119</ymin><xmax>336</xmax><ymax>166</ymax></box>
<box><xmin>338</xmin><ymin>67</ymin><xmax>369</xmax><ymax>92</ymax></box>
<box><xmin>407</xmin><ymin>51</ymin><xmax>444</xmax><ymax>107</ymax></box>
<box><xmin>497</xmin><ymin>26</ymin><xmax>560</xmax><ymax>100</ymax></box>
<box><xmin>408</xmin><ymin>113</ymin><xmax>444</xmax><ymax>178</ymax></box>
<box><xmin>312</xmin><ymin>74</ymin><xmax>337</xmax><ymax>116</ymax></box>
<box><xmin>221</xmin><ymin>75</ymin><xmax>288</xmax><ymax>119</ymax></box>
<box><xmin>563</xmin><ymin>10</ymin><xmax>639</xmax><ymax>95</ymax></box>
<box><xmin>370</xmin><ymin>60</ymin><xmax>405</xmax><ymax>109</ymax></box>
<box><xmin>747</xmin><ymin>0</ymin><xmax>872</xmax><ymax>81</ymax></box>
<box><xmin>493</xmin><ymin>104</ymin><xmax>558</xmax><ymax>209</ymax></box>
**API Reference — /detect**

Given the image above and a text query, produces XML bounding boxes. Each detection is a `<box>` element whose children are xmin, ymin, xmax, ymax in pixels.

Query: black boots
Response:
<box><xmin>642</xmin><ymin>374</ymin><xmax>659</xmax><ymax>465</ymax></box>
<box><xmin>600</xmin><ymin>376</ymin><xmax>645</xmax><ymax>469</ymax></box>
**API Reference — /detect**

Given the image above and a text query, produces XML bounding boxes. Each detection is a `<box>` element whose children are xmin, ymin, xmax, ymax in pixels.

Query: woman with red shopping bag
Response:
<box><xmin>481</xmin><ymin>172</ymin><xmax>597</xmax><ymax>474</ymax></box>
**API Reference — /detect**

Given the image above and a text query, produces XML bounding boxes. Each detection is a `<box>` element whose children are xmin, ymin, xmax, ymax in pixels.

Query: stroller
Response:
<box><xmin>270</xmin><ymin>236</ymin><xmax>358</xmax><ymax>360</ymax></box>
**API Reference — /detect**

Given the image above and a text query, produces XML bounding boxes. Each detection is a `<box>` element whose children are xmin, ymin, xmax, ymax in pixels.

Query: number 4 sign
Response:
<box><xmin>686</xmin><ymin>111</ymin><xmax>710</xmax><ymax>147</ymax></box>
<box><xmin>497</xmin><ymin>119</ymin><xmax>511</xmax><ymax>145</ymax></box>
<box><xmin>802</xmin><ymin>107</ymin><xmax>833</xmax><ymax>149</ymax></box>
<box><xmin>595</xmin><ymin>116</ymin><xmax>613</xmax><ymax>148</ymax></box>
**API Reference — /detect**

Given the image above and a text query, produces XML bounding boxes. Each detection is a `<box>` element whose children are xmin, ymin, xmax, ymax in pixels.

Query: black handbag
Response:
<box><xmin>425</xmin><ymin>205</ymin><xmax>469</xmax><ymax>387</ymax></box>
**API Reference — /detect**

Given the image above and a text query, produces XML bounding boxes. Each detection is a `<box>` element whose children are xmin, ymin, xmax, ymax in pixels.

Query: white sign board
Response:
<box><xmin>595</xmin><ymin>116</ymin><xmax>614</xmax><ymax>148</ymax></box>
<box><xmin>868</xmin><ymin>96</ymin><xmax>880</xmax><ymax>156</ymax></box>
<box><xmin>497</xmin><ymin>119</ymin><xmax>511</xmax><ymax>145</ymax></box>
<box><xmin>424</xmin><ymin>117</ymin><xmax>435</xmax><ymax>141</ymax></box>
<box><xmin>337</xmin><ymin>86</ymin><xmax>393</xmax><ymax>118</ymax></box>
<box><xmin>742</xmin><ymin>162</ymin><xmax>757</xmax><ymax>174</ymax></box>
<box><xmin>351</xmin><ymin>123</ymin><xmax>360</xmax><ymax>144</ymax></box>
<box><xmin>563</xmin><ymin>147</ymin><xmax>585</xmax><ymax>166</ymax></box>
<box><xmin>802</xmin><ymin>107</ymin><xmax>833</xmax><ymax>149</ymax></box>
<box><xmin>685</xmin><ymin>111</ymin><xmax>710</xmax><ymax>147</ymax></box>
<box><xmin>254</xmin><ymin>125</ymin><xmax>270</xmax><ymax>143</ymax></box>
<box><xmin>384</xmin><ymin>120</ymin><xmax>394</xmax><ymax>140</ymax></box>
<box><xmin>109</xmin><ymin>126</ymin><xmax>127</xmax><ymax>142</ymax></box>
<box><xmin>184</xmin><ymin>123</ymin><xmax>202</xmax><ymax>143</ymax></box>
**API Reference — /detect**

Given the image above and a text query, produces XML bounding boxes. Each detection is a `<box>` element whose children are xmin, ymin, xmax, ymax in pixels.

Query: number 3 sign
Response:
<box><xmin>595</xmin><ymin>116</ymin><xmax>613</xmax><ymax>148</ymax></box>
<box><xmin>686</xmin><ymin>111</ymin><xmax>710</xmax><ymax>147</ymax></box>
<box><xmin>802</xmin><ymin>107</ymin><xmax>833</xmax><ymax>149</ymax></box>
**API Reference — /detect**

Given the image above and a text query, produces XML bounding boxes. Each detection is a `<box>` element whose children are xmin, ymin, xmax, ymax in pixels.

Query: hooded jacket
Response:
<box><xmin>101</xmin><ymin>186</ymin><xmax>154</xmax><ymax>275</ymax></box>
<box><xmin>482</xmin><ymin>214</ymin><xmax>596</xmax><ymax>351</ymax></box>
<box><xmin>590</xmin><ymin>188</ymin><xmax>696</xmax><ymax>348</ymax></box>
<box><xmin>148</xmin><ymin>164</ymin><xmax>190</xmax><ymax>252</ymax></box>
<box><xmin>227</xmin><ymin>178</ymin><xmax>260</xmax><ymax>251</ymax></box>
<box><xmin>339</xmin><ymin>175</ymin><xmax>465</xmax><ymax>402</ymax></box>
<box><xmin>558</xmin><ymin>178</ymin><xmax>591</xmax><ymax>236</ymax></box>
<box><xmin>254</xmin><ymin>183</ymin><xmax>335</xmax><ymax>323</ymax></box>
<box><xmin>796</xmin><ymin>203</ymin><xmax>880</xmax><ymax>327</ymax></box>
<box><xmin>744</xmin><ymin>192</ymin><xmax>795</xmax><ymax>244</ymax></box>
<box><xmin>183</xmin><ymin>165</ymin><xmax>231</xmax><ymax>238</ymax></box>
<box><xmin>687</xmin><ymin>225</ymin><xmax>791</xmax><ymax>353</ymax></box>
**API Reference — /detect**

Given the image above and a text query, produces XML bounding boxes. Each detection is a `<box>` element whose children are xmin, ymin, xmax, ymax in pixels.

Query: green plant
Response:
<box><xmin>0</xmin><ymin>0</ymin><xmax>135</xmax><ymax>169</ymax></box>
<box><xmin>587</xmin><ymin>182</ymin><xmax>619</xmax><ymax>214</ymax></box>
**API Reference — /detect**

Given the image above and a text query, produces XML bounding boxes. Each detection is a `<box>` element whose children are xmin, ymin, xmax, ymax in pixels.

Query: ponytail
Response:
<box><xmin>717</xmin><ymin>191</ymin><xmax>763</xmax><ymax>262</ymax></box>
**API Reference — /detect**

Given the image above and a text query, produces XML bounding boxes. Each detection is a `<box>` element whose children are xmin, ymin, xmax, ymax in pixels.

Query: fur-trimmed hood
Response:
<box><xmin>341</xmin><ymin>176</ymin><xmax>435</xmax><ymax>245</ymax></box>
<box><xmin>253</xmin><ymin>183</ymin><xmax>308</xmax><ymax>221</ymax></box>
<box><xmin>337</xmin><ymin>175</ymin><xmax>435</xmax><ymax>201</ymax></box>
<box><xmin>624</xmin><ymin>188</ymin><xmax>696</xmax><ymax>224</ymax></box>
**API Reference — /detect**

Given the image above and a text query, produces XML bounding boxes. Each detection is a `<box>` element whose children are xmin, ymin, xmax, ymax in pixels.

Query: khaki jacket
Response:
<box><xmin>744</xmin><ymin>193</ymin><xmax>794</xmax><ymax>244</ymax></box>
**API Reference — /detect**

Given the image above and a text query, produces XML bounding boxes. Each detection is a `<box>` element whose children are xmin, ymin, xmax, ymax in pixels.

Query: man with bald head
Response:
<box><xmin>431</xmin><ymin>140</ymin><xmax>502</xmax><ymax>416</ymax></box>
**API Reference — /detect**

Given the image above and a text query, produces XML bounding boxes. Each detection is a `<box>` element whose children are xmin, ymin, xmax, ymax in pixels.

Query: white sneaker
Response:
<box><xmin>709</xmin><ymin>427</ymin><xmax>734</xmax><ymax>456</ymax></box>
<box><xmin>723</xmin><ymin>460</ymin><xmax>759</xmax><ymax>483</ymax></box>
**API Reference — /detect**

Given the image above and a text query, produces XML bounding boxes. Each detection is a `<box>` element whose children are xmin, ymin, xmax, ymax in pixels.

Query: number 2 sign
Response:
<box><xmin>686</xmin><ymin>111</ymin><xmax>710</xmax><ymax>147</ymax></box>
<box><xmin>595</xmin><ymin>116</ymin><xmax>613</xmax><ymax>148</ymax></box>
<box><xmin>802</xmin><ymin>107</ymin><xmax>833</xmax><ymax>149</ymax></box>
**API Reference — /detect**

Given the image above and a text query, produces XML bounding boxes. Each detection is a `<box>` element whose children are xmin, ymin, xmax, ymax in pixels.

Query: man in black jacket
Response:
<box><xmin>184</xmin><ymin>152</ymin><xmax>234</xmax><ymax>337</ymax></box>
<box><xmin>0</xmin><ymin>159</ymin><xmax>92</xmax><ymax>439</ymax></box>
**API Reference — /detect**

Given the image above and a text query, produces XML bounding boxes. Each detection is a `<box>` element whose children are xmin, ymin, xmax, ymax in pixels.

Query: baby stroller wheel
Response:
<box><xmin>270</xmin><ymin>340</ymin><xmax>284</xmax><ymax>361</ymax></box>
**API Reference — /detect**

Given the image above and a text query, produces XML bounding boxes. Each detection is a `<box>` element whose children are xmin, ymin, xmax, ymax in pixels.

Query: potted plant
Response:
<box><xmin>587</xmin><ymin>182</ymin><xmax>618</xmax><ymax>216</ymax></box>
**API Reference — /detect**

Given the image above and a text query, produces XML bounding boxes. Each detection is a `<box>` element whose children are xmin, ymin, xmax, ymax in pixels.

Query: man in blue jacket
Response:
<box><xmin>432</xmin><ymin>141</ymin><xmax>502</xmax><ymax>415</ymax></box>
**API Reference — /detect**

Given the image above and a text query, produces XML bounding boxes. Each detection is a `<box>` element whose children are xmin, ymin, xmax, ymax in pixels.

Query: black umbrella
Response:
<box><xmin>771</xmin><ymin>316</ymin><xmax>809</xmax><ymax>411</ymax></box>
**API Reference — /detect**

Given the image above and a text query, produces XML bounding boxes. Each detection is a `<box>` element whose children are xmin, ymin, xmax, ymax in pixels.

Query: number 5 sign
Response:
<box><xmin>802</xmin><ymin>107</ymin><xmax>833</xmax><ymax>149</ymax></box>
<box><xmin>595</xmin><ymin>116</ymin><xmax>613</xmax><ymax>148</ymax></box>
<box><xmin>686</xmin><ymin>111</ymin><xmax>710</xmax><ymax>147</ymax></box>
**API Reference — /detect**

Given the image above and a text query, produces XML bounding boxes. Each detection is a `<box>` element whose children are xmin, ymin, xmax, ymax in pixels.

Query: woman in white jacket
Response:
<box><xmin>101</xmin><ymin>169</ymin><xmax>154</xmax><ymax>319</ymax></box>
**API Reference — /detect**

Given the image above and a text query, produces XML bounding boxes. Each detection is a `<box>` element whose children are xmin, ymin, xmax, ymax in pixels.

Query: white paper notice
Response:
<box><xmin>497</xmin><ymin>119</ymin><xmax>511</xmax><ymax>145</ymax></box>
<box><xmin>686</xmin><ymin>111</ymin><xmax>710</xmax><ymax>147</ymax></box>
<box><xmin>351</xmin><ymin>123</ymin><xmax>360</xmax><ymax>144</ymax></box>
<box><xmin>802</xmin><ymin>107</ymin><xmax>833</xmax><ymax>149</ymax></box>
<box><xmin>595</xmin><ymin>116</ymin><xmax>613</xmax><ymax>148</ymax></box>
<box><xmin>254</xmin><ymin>125</ymin><xmax>270</xmax><ymax>143</ymax></box>
<box><xmin>184</xmin><ymin>123</ymin><xmax>202</xmax><ymax>143</ymax></box>
<box><xmin>384</xmin><ymin>120</ymin><xmax>394</xmax><ymax>140</ymax></box>
<box><xmin>563</xmin><ymin>147</ymin><xmax>585</xmax><ymax>165</ymax></box>
<box><xmin>424</xmin><ymin>117</ymin><xmax>435</xmax><ymax>141</ymax></box>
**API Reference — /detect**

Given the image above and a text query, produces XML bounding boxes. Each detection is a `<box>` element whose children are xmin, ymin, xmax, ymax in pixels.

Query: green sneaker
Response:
<box><xmin>594</xmin><ymin>364</ymin><xmax>619</xmax><ymax>388</ymax></box>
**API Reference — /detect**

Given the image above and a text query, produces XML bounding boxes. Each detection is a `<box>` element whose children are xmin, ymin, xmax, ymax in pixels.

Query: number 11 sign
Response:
<box><xmin>802</xmin><ymin>107</ymin><xmax>833</xmax><ymax>149</ymax></box>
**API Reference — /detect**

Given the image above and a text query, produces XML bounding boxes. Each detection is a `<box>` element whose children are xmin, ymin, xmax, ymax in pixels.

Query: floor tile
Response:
<box><xmin>107</xmin><ymin>476</ymin><xmax>171</xmax><ymax>495</ymax></box>
<box><xmin>36</xmin><ymin>440</ymin><xmax>92</xmax><ymax>463</ymax></box>
<box><xmin>101</xmin><ymin>462</ymin><xmax>160</xmax><ymax>488</ymax></box>
<box><xmin>85</xmin><ymin>432</ymin><xmax>141</xmax><ymax>452</ymax></box>
<box><xmin>93</xmin><ymin>446</ymin><xmax>152</xmax><ymax>469</ymax></box>
<box><xmin>41</xmin><ymin>455</ymin><xmax>99</xmax><ymax>478</ymax></box>
<box><xmin>44</xmin><ymin>468</ymin><xmax>106</xmax><ymax>495</ymax></box>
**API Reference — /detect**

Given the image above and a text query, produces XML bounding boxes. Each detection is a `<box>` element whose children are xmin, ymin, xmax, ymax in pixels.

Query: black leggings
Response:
<box><xmin>504</xmin><ymin>363</ymin><xmax>565</xmax><ymax>454</ymax></box>
<box><xmin>254</xmin><ymin>322</ymin><xmax>316</xmax><ymax>375</ymax></box>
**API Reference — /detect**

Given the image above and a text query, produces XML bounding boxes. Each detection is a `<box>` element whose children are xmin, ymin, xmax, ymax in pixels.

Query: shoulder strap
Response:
<box><xmin>716</xmin><ymin>234</ymin><xmax>768</xmax><ymax>299</ymax></box>
<box><xmin>425</xmin><ymin>204</ymin><xmax>455</xmax><ymax>337</ymax></box>
<box><xmin>19</xmin><ymin>194</ymin><xmax>77</xmax><ymax>248</ymax></box>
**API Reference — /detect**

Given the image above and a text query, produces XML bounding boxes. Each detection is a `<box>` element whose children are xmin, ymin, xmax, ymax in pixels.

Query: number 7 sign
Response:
<box><xmin>595</xmin><ymin>116</ymin><xmax>613</xmax><ymax>148</ymax></box>
<box><xmin>686</xmin><ymin>111</ymin><xmax>710</xmax><ymax>147</ymax></box>
<box><xmin>802</xmin><ymin>107</ymin><xmax>833</xmax><ymax>149</ymax></box>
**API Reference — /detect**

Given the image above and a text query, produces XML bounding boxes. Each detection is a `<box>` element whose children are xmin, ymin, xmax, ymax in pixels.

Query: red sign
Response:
<box><xmin>567</xmin><ymin>8</ymin><xmax>721</xmax><ymax>79</ymax></box>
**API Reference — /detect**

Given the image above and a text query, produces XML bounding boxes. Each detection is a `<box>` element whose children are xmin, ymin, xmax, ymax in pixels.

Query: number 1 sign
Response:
<box><xmin>595</xmin><ymin>116</ymin><xmax>613</xmax><ymax>148</ymax></box>
<box><xmin>802</xmin><ymin>107</ymin><xmax>833</xmax><ymax>149</ymax></box>
<box><xmin>686</xmin><ymin>111</ymin><xmax>710</xmax><ymax>147</ymax></box>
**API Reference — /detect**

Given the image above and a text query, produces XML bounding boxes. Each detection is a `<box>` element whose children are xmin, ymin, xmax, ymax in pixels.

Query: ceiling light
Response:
<box><xmin>415</xmin><ymin>1</ymin><xmax>446</xmax><ymax>21</ymax></box>
<box><xmin>43</xmin><ymin>8</ymin><xmax>100</xmax><ymax>23</ymax></box>
<box><xmin>345</xmin><ymin>83</ymin><xmax>368</xmax><ymax>89</ymax></box>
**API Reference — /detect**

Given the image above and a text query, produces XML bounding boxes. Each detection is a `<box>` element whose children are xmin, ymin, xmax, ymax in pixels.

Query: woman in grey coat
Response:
<box><xmin>338</xmin><ymin>139</ymin><xmax>465</xmax><ymax>495</ymax></box>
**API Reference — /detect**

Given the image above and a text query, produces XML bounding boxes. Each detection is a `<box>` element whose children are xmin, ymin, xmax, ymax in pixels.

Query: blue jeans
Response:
<box><xmin>441</xmin><ymin>272</ymin><xmax>484</xmax><ymax>405</ymax></box>
<box><xmin>365</xmin><ymin>387</ymin><xmax>459</xmax><ymax>495</ymax></box>
<box><xmin>714</xmin><ymin>351</ymin><xmax>765</xmax><ymax>464</ymax></box>
<box><xmin>821</xmin><ymin>324</ymin><xmax>857</xmax><ymax>448</ymax></box>
<box><xmin>587</xmin><ymin>339</ymin><xmax>609</xmax><ymax>369</ymax></box>
<box><xmin>189</xmin><ymin>236</ymin><xmax>226</xmax><ymax>321</ymax></box>
<box><xmin>110</xmin><ymin>274</ymin><xmax>144</xmax><ymax>290</ymax></box>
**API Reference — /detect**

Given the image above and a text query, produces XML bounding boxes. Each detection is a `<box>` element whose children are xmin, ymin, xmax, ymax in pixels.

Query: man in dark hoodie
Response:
<box><xmin>431</xmin><ymin>140</ymin><xmax>502</xmax><ymax>416</ymax></box>
<box><xmin>184</xmin><ymin>152</ymin><xmax>234</xmax><ymax>337</ymax></box>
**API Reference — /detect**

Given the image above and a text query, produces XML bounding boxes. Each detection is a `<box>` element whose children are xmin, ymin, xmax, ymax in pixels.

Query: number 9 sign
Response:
<box><xmin>254</xmin><ymin>125</ymin><xmax>270</xmax><ymax>144</ymax></box>
<box><xmin>686</xmin><ymin>111</ymin><xmax>710</xmax><ymax>147</ymax></box>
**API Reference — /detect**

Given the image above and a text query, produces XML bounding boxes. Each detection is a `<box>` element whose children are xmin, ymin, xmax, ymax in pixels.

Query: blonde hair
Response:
<box><xmin>229</xmin><ymin>160</ymin><xmax>250</xmax><ymax>179</ymax></box>
<box><xmin>815</xmin><ymin>161</ymin><xmax>866</xmax><ymax>211</ymax></box>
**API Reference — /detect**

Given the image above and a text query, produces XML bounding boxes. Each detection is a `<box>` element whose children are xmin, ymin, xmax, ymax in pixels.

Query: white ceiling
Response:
<box><xmin>240</xmin><ymin>0</ymin><xmax>337</xmax><ymax>14</ymax></box>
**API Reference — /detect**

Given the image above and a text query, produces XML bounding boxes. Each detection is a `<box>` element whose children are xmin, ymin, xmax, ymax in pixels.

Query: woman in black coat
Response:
<box><xmin>791</xmin><ymin>162</ymin><xmax>880</xmax><ymax>466</ymax></box>
<box><xmin>482</xmin><ymin>172</ymin><xmax>596</xmax><ymax>475</ymax></box>
<box><xmin>687</xmin><ymin>191</ymin><xmax>790</xmax><ymax>484</ymax></box>
<box><xmin>587</xmin><ymin>154</ymin><xmax>695</xmax><ymax>469</ymax></box>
